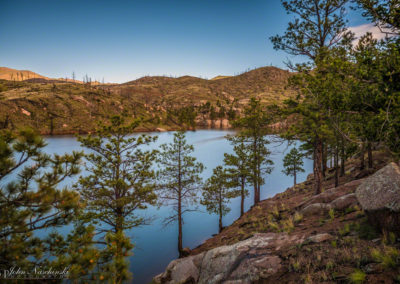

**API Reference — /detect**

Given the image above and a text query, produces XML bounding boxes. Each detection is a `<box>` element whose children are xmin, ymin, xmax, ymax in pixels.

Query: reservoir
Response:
<box><xmin>13</xmin><ymin>130</ymin><xmax>313</xmax><ymax>283</ymax></box>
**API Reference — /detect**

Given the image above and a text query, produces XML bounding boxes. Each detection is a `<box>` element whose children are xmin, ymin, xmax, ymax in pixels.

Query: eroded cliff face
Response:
<box><xmin>154</xmin><ymin>151</ymin><xmax>400</xmax><ymax>284</ymax></box>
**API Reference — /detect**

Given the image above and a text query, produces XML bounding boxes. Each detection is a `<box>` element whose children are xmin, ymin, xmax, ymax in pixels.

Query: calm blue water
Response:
<box><xmin>4</xmin><ymin>130</ymin><xmax>313</xmax><ymax>283</ymax></box>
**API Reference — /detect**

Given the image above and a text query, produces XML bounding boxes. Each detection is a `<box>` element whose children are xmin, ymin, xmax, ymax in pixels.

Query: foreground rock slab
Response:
<box><xmin>356</xmin><ymin>162</ymin><xmax>400</xmax><ymax>234</ymax></box>
<box><xmin>154</xmin><ymin>233</ymin><xmax>305</xmax><ymax>284</ymax></box>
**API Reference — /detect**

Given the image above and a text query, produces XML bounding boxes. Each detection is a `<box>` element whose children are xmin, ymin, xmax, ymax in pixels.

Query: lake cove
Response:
<box><xmin>32</xmin><ymin>130</ymin><xmax>313</xmax><ymax>283</ymax></box>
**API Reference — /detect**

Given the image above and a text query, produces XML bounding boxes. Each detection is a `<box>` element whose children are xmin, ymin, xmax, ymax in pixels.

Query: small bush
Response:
<box><xmin>339</xmin><ymin>223</ymin><xmax>351</xmax><ymax>236</ymax></box>
<box><xmin>293</xmin><ymin>212</ymin><xmax>303</xmax><ymax>223</ymax></box>
<box><xmin>329</xmin><ymin>208</ymin><xmax>335</xmax><ymax>220</ymax></box>
<box><xmin>281</xmin><ymin>217</ymin><xmax>295</xmax><ymax>233</ymax></box>
<box><xmin>349</xmin><ymin>269</ymin><xmax>366</xmax><ymax>284</ymax></box>
<box><xmin>371</xmin><ymin>246</ymin><xmax>400</xmax><ymax>269</ymax></box>
<box><xmin>291</xmin><ymin>260</ymin><xmax>301</xmax><ymax>272</ymax></box>
<box><xmin>268</xmin><ymin>221</ymin><xmax>279</xmax><ymax>232</ymax></box>
<box><xmin>326</xmin><ymin>260</ymin><xmax>335</xmax><ymax>270</ymax></box>
<box><xmin>271</xmin><ymin>205</ymin><xmax>280</xmax><ymax>218</ymax></box>
<box><xmin>383</xmin><ymin>231</ymin><xmax>396</xmax><ymax>245</ymax></box>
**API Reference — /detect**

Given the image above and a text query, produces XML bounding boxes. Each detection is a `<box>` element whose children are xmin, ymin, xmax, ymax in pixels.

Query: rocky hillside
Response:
<box><xmin>154</xmin><ymin>150</ymin><xmax>400</xmax><ymax>283</ymax></box>
<box><xmin>0</xmin><ymin>67</ymin><xmax>49</xmax><ymax>81</ymax></box>
<box><xmin>0</xmin><ymin>67</ymin><xmax>294</xmax><ymax>134</ymax></box>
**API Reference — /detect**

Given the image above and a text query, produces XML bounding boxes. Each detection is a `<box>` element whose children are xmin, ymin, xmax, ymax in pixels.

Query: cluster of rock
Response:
<box><xmin>154</xmin><ymin>162</ymin><xmax>400</xmax><ymax>284</ymax></box>
<box><xmin>299</xmin><ymin>179</ymin><xmax>364</xmax><ymax>216</ymax></box>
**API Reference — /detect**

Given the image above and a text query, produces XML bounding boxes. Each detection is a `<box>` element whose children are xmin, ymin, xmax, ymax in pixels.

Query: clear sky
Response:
<box><xmin>0</xmin><ymin>0</ymin><xmax>371</xmax><ymax>83</ymax></box>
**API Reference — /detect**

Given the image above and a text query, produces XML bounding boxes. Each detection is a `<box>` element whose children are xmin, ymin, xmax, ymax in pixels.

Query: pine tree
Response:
<box><xmin>282</xmin><ymin>147</ymin><xmax>305</xmax><ymax>186</ymax></box>
<box><xmin>223</xmin><ymin>135</ymin><xmax>250</xmax><ymax>216</ymax></box>
<box><xmin>77</xmin><ymin>116</ymin><xmax>158</xmax><ymax>283</ymax></box>
<box><xmin>271</xmin><ymin>0</ymin><xmax>354</xmax><ymax>194</ymax></box>
<box><xmin>157</xmin><ymin>131</ymin><xmax>204</xmax><ymax>257</ymax></box>
<box><xmin>356</xmin><ymin>0</ymin><xmax>400</xmax><ymax>36</ymax></box>
<box><xmin>232</xmin><ymin>98</ymin><xmax>274</xmax><ymax>204</ymax></box>
<box><xmin>0</xmin><ymin>128</ymin><xmax>83</xmax><ymax>272</ymax></box>
<box><xmin>201</xmin><ymin>166</ymin><xmax>240</xmax><ymax>233</ymax></box>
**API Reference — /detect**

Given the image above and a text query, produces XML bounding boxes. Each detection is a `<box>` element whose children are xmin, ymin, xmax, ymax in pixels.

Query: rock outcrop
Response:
<box><xmin>330</xmin><ymin>193</ymin><xmax>358</xmax><ymax>211</ymax></box>
<box><xmin>306</xmin><ymin>233</ymin><xmax>333</xmax><ymax>243</ymax></box>
<box><xmin>299</xmin><ymin>179</ymin><xmax>363</xmax><ymax>216</ymax></box>
<box><xmin>154</xmin><ymin>233</ymin><xmax>305</xmax><ymax>284</ymax></box>
<box><xmin>301</xmin><ymin>203</ymin><xmax>331</xmax><ymax>216</ymax></box>
<box><xmin>355</xmin><ymin>162</ymin><xmax>400</xmax><ymax>234</ymax></box>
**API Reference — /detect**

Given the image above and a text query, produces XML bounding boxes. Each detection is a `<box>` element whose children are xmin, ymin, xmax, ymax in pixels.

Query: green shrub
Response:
<box><xmin>383</xmin><ymin>231</ymin><xmax>396</xmax><ymax>245</ymax></box>
<box><xmin>281</xmin><ymin>217</ymin><xmax>295</xmax><ymax>233</ymax></box>
<box><xmin>268</xmin><ymin>221</ymin><xmax>280</xmax><ymax>232</ymax></box>
<box><xmin>349</xmin><ymin>269</ymin><xmax>366</xmax><ymax>284</ymax></box>
<box><xmin>371</xmin><ymin>246</ymin><xmax>400</xmax><ymax>269</ymax></box>
<box><xmin>293</xmin><ymin>212</ymin><xmax>303</xmax><ymax>223</ymax></box>
<box><xmin>339</xmin><ymin>223</ymin><xmax>351</xmax><ymax>236</ymax></box>
<box><xmin>329</xmin><ymin>208</ymin><xmax>335</xmax><ymax>220</ymax></box>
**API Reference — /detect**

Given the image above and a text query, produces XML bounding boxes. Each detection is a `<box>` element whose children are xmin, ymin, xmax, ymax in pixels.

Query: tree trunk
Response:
<box><xmin>115</xmin><ymin>210</ymin><xmax>124</xmax><ymax>284</ymax></box>
<box><xmin>313</xmin><ymin>138</ymin><xmax>323</xmax><ymax>195</ymax></box>
<box><xmin>178</xmin><ymin>148</ymin><xmax>183</xmax><ymax>258</ymax></box>
<box><xmin>2</xmin><ymin>115</ymin><xmax>9</xmax><ymax>129</ymax></box>
<box><xmin>359</xmin><ymin>143</ymin><xmax>365</xmax><ymax>170</ymax></box>
<box><xmin>219</xmin><ymin>190</ymin><xmax>223</xmax><ymax>233</ymax></box>
<box><xmin>340</xmin><ymin>137</ymin><xmax>345</xmax><ymax>177</ymax></box>
<box><xmin>322</xmin><ymin>143</ymin><xmax>327</xmax><ymax>178</ymax></box>
<box><xmin>253</xmin><ymin>139</ymin><xmax>260</xmax><ymax>204</ymax></box>
<box><xmin>367</xmin><ymin>142</ymin><xmax>373</xmax><ymax>169</ymax></box>
<box><xmin>50</xmin><ymin>117</ymin><xmax>54</xmax><ymax>136</ymax></box>
<box><xmin>178</xmin><ymin>198</ymin><xmax>183</xmax><ymax>257</ymax></box>
<box><xmin>334</xmin><ymin>143</ymin><xmax>339</xmax><ymax>188</ymax></box>
<box><xmin>294</xmin><ymin>167</ymin><xmax>297</xmax><ymax>186</ymax></box>
<box><xmin>240</xmin><ymin>178</ymin><xmax>245</xmax><ymax>217</ymax></box>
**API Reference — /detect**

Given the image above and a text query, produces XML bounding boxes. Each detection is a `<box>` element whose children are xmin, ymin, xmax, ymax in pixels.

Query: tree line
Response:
<box><xmin>269</xmin><ymin>0</ymin><xmax>400</xmax><ymax>194</ymax></box>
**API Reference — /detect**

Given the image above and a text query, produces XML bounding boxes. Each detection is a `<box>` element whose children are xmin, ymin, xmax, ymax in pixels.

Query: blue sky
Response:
<box><xmin>0</xmin><ymin>0</ymin><xmax>370</xmax><ymax>83</ymax></box>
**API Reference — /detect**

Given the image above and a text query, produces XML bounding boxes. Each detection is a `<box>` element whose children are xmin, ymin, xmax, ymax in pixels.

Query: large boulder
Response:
<box><xmin>154</xmin><ymin>253</ymin><xmax>205</xmax><ymax>284</ymax></box>
<box><xmin>356</xmin><ymin>162</ymin><xmax>400</xmax><ymax>234</ymax></box>
<box><xmin>154</xmin><ymin>233</ymin><xmax>305</xmax><ymax>284</ymax></box>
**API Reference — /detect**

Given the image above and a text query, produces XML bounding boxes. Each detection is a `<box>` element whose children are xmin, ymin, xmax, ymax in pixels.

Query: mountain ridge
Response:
<box><xmin>0</xmin><ymin>66</ymin><xmax>295</xmax><ymax>134</ymax></box>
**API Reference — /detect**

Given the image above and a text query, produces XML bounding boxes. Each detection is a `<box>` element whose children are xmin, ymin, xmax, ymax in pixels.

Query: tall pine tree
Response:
<box><xmin>201</xmin><ymin>166</ymin><xmax>240</xmax><ymax>233</ymax></box>
<box><xmin>0</xmin><ymin>128</ymin><xmax>83</xmax><ymax>273</ymax></box>
<box><xmin>282</xmin><ymin>147</ymin><xmax>305</xmax><ymax>186</ymax></box>
<box><xmin>157</xmin><ymin>131</ymin><xmax>204</xmax><ymax>257</ymax></box>
<box><xmin>232</xmin><ymin>98</ymin><xmax>274</xmax><ymax>204</ymax></box>
<box><xmin>77</xmin><ymin>116</ymin><xmax>158</xmax><ymax>283</ymax></box>
<box><xmin>223</xmin><ymin>135</ymin><xmax>250</xmax><ymax>216</ymax></box>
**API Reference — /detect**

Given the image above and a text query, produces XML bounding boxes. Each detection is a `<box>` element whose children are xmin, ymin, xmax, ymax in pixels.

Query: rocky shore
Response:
<box><xmin>154</xmin><ymin>150</ymin><xmax>400</xmax><ymax>283</ymax></box>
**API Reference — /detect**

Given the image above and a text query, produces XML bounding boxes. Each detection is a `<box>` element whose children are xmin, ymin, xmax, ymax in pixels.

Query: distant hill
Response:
<box><xmin>0</xmin><ymin>66</ymin><xmax>295</xmax><ymax>134</ymax></box>
<box><xmin>117</xmin><ymin>66</ymin><xmax>294</xmax><ymax>107</ymax></box>
<box><xmin>0</xmin><ymin>67</ymin><xmax>104</xmax><ymax>85</ymax></box>
<box><xmin>0</xmin><ymin>67</ymin><xmax>49</xmax><ymax>81</ymax></box>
